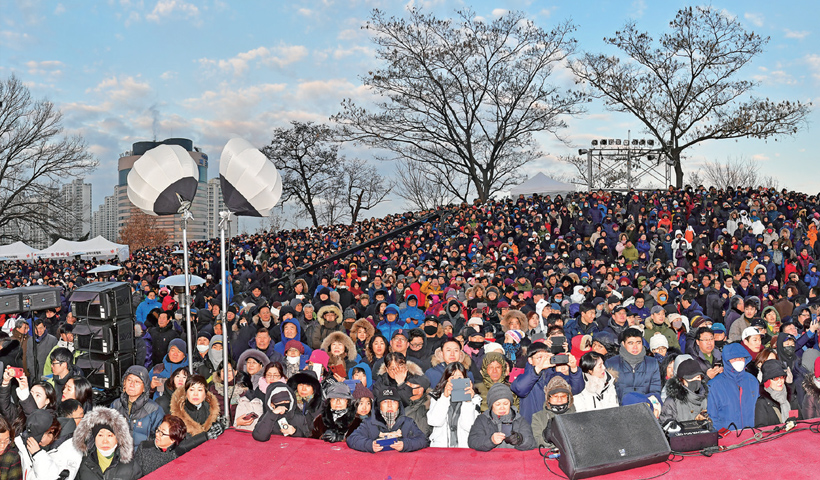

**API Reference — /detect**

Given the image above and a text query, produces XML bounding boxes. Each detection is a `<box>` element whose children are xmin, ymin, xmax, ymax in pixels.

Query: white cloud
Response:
<box><xmin>332</xmin><ymin>45</ymin><xmax>374</xmax><ymax>60</ymax></box>
<box><xmin>784</xmin><ymin>29</ymin><xmax>810</xmax><ymax>40</ymax></box>
<box><xmin>631</xmin><ymin>0</ymin><xmax>646</xmax><ymax>18</ymax></box>
<box><xmin>199</xmin><ymin>44</ymin><xmax>308</xmax><ymax>75</ymax></box>
<box><xmin>744</xmin><ymin>12</ymin><xmax>764</xmax><ymax>27</ymax></box>
<box><xmin>752</xmin><ymin>154</ymin><xmax>770</xmax><ymax>161</ymax></box>
<box><xmin>160</xmin><ymin>70</ymin><xmax>176</xmax><ymax>80</ymax></box>
<box><xmin>54</xmin><ymin>3</ymin><xmax>65</xmax><ymax>14</ymax></box>
<box><xmin>146</xmin><ymin>0</ymin><xmax>199</xmax><ymax>22</ymax></box>
<box><xmin>87</xmin><ymin>75</ymin><xmax>152</xmax><ymax>104</ymax></box>
<box><xmin>806</xmin><ymin>54</ymin><xmax>820</xmax><ymax>80</ymax></box>
<box><xmin>25</xmin><ymin>60</ymin><xmax>64</xmax><ymax>77</ymax></box>
<box><xmin>298</xmin><ymin>8</ymin><xmax>314</xmax><ymax>17</ymax></box>
<box><xmin>491</xmin><ymin>9</ymin><xmax>508</xmax><ymax>18</ymax></box>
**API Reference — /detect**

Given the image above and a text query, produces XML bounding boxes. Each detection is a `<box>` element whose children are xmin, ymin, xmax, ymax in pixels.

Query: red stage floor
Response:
<box><xmin>144</xmin><ymin>425</ymin><xmax>819</xmax><ymax>480</ymax></box>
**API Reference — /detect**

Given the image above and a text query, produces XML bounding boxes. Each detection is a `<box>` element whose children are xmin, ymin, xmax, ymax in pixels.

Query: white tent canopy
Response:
<box><xmin>0</xmin><ymin>241</ymin><xmax>39</xmax><ymax>261</ymax></box>
<box><xmin>36</xmin><ymin>236</ymin><xmax>130</xmax><ymax>261</ymax></box>
<box><xmin>509</xmin><ymin>172</ymin><xmax>576</xmax><ymax>198</ymax></box>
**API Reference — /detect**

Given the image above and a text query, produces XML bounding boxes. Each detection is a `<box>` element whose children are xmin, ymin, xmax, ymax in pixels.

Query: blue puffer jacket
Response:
<box><xmin>510</xmin><ymin>364</ymin><xmax>584</xmax><ymax>423</ymax></box>
<box><xmin>605</xmin><ymin>352</ymin><xmax>662</xmax><ymax>403</ymax></box>
<box><xmin>273</xmin><ymin>318</ymin><xmax>313</xmax><ymax>357</ymax></box>
<box><xmin>377</xmin><ymin>318</ymin><xmax>404</xmax><ymax>341</ymax></box>
<box><xmin>346</xmin><ymin>404</ymin><xmax>429</xmax><ymax>453</ymax></box>
<box><xmin>399</xmin><ymin>295</ymin><xmax>425</xmax><ymax>328</ymax></box>
<box><xmin>135</xmin><ymin>298</ymin><xmax>161</xmax><ymax>325</ymax></box>
<box><xmin>707</xmin><ymin>342</ymin><xmax>759</xmax><ymax>430</ymax></box>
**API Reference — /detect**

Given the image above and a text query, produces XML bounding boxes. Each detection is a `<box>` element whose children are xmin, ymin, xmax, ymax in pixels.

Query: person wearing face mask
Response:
<box><xmin>420</xmin><ymin>316</ymin><xmax>444</xmax><ymax>352</ymax></box>
<box><xmin>346</xmin><ymin>386</ymin><xmax>429</xmax><ymax>453</ymax></box>
<box><xmin>659</xmin><ymin>359</ymin><xmax>708</xmax><ymax>424</ymax></box>
<box><xmin>531</xmin><ymin>376</ymin><xmax>575</xmax><ymax>447</ymax></box>
<box><xmin>190</xmin><ymin>332</ymin><xmax>214</xmax><ymax>379</ymax></box>
<box><xmin>706</xmin><ymin>342</ymin><xmax>759</xmax><ymax>430</ymax></box>
<box><xmin>282</xmin><ymin>341</ymin><xmax>308</xmax><ymax>379</ymax></box>
<box><xmin>193</xmin><ymin>335</ymin><xmax>224</xmax><ymax>381</ymax></box>
<box><xmin>74</xmin><ymin>407</ymin><xmax>140</xmax><ymax>480</ymax></box>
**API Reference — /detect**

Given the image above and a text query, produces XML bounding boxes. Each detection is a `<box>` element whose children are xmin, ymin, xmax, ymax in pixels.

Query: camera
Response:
<box><xmin>552</xmin><ymin>354</ymin><xmax>569</xmax><ymax>365</ymax></box>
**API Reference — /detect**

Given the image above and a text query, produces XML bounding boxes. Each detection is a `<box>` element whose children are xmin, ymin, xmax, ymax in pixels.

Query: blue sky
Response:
<box><xmin>2</xmin><ymin>0</ymin><xmax>818</xmax><ymax>228</ymax></box>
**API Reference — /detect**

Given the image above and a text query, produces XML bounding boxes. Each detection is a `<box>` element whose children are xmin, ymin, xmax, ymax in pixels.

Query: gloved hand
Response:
<box><xmin>504</xmin><ymin>431</ymin><xmax>523</xmax><ymax>446</ymax></box>
<box><xmin>321</xmin><ymin>430</ymin><xmax>344</xmax><ymax>443</ymax></box>
<box><xmin>207</xmin><ymin>419</ymin><xmax>225</xmax><ymax>440</ymax></box>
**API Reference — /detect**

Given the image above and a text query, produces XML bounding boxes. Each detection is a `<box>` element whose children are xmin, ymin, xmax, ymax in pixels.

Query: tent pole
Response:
<box><xmin>182</xmin><ymin>209</ymin><xmax>194</xmax><ymax>375</ymax></box>
<box><xmin>218</xmin><ymin>211</ymin><xmax>230</xmax><ymax>420</ymax></box>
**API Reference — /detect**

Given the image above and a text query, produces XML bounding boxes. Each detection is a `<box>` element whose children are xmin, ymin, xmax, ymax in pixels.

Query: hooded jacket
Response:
<box><xmin>346</xmin><ymin>402</ymin><xmax>429</xmax><ymax>453</ymax></box>
<box><xmin>659</xmin><ymin>376</ymin><xmax>708</xmax><ymax>423</ymax></box>
<box><xmin>399</xmin><ymin>295</ymin><xmax>425</xmax><ymax>327</ymax></box>
<box><xmin>73</xmin><ymin>407</ymin><xmax>140</xmax><ymax>480</ymax></box>
<box><xmin>707</xmin><ymin>342</ymin><xmax>759</xmax><ymax>430</ymax></box>
<box><xmin>110</xmin><ymin>366</ymin><xmax>164</xmax><ymax>452</ymax></box>
<box><xmin>467</xmin><ymin>405</ymin><xmax>536</xmax><ymax>452</ymax></box>
<box><xmin>531</xmin><ymin>376</ymin><xmax>576</xmax><ymax>447</ymax></box>
<box><xmin>373</xmin><ymin>361</ymin><xmax>431</xmax><ymax>436</ymax></box>
<box><xmin>349</xmin><ymin>319</ymin><xmax>376</xmax><ymax>360</ymax></box>
<box><xmin>273</xmin><ymin>318</ymin><xmax>313</xmax><ymax>357</ymax></box>
<box><xmin>510</xmin><ymin>363</ymin><xmax>584</xmax><ymax>423</ymax></box>
<box><xmin>574</xmin><ymin>369</ymin><xmax>619</xmax><ymax>413</ymax></box>
<box><xmin>169</xmin><ymin>386</ymin><xmax>221</xmax><ymax>453</ymax></box>
<box><xmin>252</xmin><ymin>384</ymin><xmax>311</xmax><ymax>441</ymax></box>
<box><xmin>320</xmin><ymin>331</ymin><xmax>359</xmax><ymax>373</ymax></box>
<box><xmin>311</xmin><ymin>399</ymin><xmax>362</xmax><ymax>443</ymax></box>
<box><xmin>306</xmin><ymin>305</ymin><xmax>344</xmax><ymax>351</ymax></box>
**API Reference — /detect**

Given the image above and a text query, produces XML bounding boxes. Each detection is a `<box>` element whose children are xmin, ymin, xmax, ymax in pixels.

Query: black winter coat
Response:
<box><xmin>134</xmin><ymin>440</ymin><xmax>178</xmax><ymax>477</ymax></box>
<box><xmin>311</xmin><ymin>405</ymin><xmax>361</xmax><ymax>442</ymax></box>
<box><xmin>754</xmin><ymin>387</ymin><xmax>800</xmax><ymax>428</ymax></box>
<box><xmin>76</xmin><ymin>448</ymin><xmax>141</xmax><ymax>480</ymax></box>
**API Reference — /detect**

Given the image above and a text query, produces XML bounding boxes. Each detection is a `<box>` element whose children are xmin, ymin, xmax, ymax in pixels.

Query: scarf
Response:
<box><xmin>296</xmin><ymin>393</ymin><xmax>313</xmax><ymax>412</ymax></box>
<box><xmin>765</xmin><ymin>386</ymin><xmax>791</xmax><ymax>423</ymax></box>
<box><xmin>584</xmin><ymin>372</ymin><xmax>607</xmax><ymax>399</ymax></box>
<box><xmin>284</xmin><ymin>361</ymin><xmax>300</xmax><ymax>379</ymax></box>
<box><xmin>619</xmin><ymin>345</ymin><xmax>646</xmax><ymax>367</ymax></box>
<box><xmin>213</xmin><ymin>379</ymin><xmax>247</xmax><ymax>405</ymax></box>
<box><xmin>447</xmin><ymin>400</ymin><xmax>463</xmax><ymax>447</ymax></box>
<box><xmin>502</xmin><ymin>343</ymin><xmax>519</xmax><ymax>362</ymax></box>
<box><xmin>331</xmin><ymin>409</ymin><xmax>347</xmax><ymax>423</ymax></box>
<box><xmin>382</xmin><ymin>410</ymin><xmax>398</xmax><ymax>430</ymax></box>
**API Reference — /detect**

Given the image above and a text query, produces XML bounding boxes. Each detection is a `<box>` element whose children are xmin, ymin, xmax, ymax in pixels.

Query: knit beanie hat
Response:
<box><xmin>487</xmin><ymin>383</ymin><xmax>514</xmax><ymax>408</ymax></box>
<box><xmin>352</xmin><ymin>382</ymin><xmax>374</xmax><ymax>401</ymax></box>
<box><xmin>169</xmin><ymin>338</ymin><xmax>187</xmax><ymax>355</ymax></box>
<box><xmin>505</xmin><ymin>330</ymin><xmax>524</xmax><ymax>344</ymax></box>
<box><xmin>649</xmin><ymin>334</ymin><xmax>669</xmax><ymax>351</ymax></box>
<box><xmin>676</xmin><ymin>359</ymin><xmax>701</xmax><ymax>380</ymax></box>
<box><xmin>285</xmin><ymin>340</ymin><xmax>305</xmax><ymax>355</ymax></box>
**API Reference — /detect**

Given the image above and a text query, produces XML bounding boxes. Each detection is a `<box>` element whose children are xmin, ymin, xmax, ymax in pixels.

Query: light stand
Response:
<box><xmin>218</xmin><ymin>210</ymin><xmax>231</xmax><ymax>417</ymax></box>
<box><xmin>180</xmin><ymin>206</ymin><xmax>194</xmax><ymax>374</ymax></box>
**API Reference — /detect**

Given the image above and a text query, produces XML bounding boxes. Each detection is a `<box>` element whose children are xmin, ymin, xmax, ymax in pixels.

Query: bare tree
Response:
<box><xmin>263</xmin><ymin>122</ymin><xmax>340</xmax><ymax>228</ymax></box>
<box><xmin>0</xmin><ymin>75</ymin><xmax>98</xmax><ymax>244</ymax></box>
<box><xmin>119</xmin><ymin>211</ymin><xmax>169</xmax><ymax>251</ymax></box>
<box><xmin>393</xmin><ymin>158</ymin><xmax>457</xmax><ymax>210</ymax></box>
<box><xmin>333</xmin><ymin>8</ymin><xmax>587</xmax><ymax>202</ymax></box>
<box><xmin>340</xmin><ymin>158</ymin><xmax>391</xmax><ymax>224</ymax></box>
<box><xmin>696</xmin><ymin>156</ymin><xmax>780</xmax><ymax>190</ymax></box>
<box><xmin>571</xmin><ymin>6</ymin><xmax>810</xmax><ymax>187</ymax></box>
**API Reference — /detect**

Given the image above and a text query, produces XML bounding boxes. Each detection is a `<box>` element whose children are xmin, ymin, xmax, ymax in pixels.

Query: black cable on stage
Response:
<box><xmin>539</xmin><ymin>446</ymin><xmax>672</xmax><ymax>480</ymax></box>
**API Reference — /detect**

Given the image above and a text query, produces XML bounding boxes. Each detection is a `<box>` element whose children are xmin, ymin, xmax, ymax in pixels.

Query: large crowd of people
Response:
<box><xmin>0</xmin><ymin>184</ymin><xmax>819</xmax><ymax>478</ymax></box>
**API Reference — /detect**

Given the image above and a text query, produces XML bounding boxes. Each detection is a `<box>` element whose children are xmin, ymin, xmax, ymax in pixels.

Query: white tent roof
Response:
<box><xmin>37</xmin><ymin>236</ymin><xmax>130</xmax><ymax>261</ymax></box>
<box><xmin>510</xmin><ymin>172</ymin><xmax>576</xmax><ymax>197</ymax></box>
<box><xmin>0</xmin><ymin>241</ymin><xmax>39</xmax><ymax>261</ymax></box>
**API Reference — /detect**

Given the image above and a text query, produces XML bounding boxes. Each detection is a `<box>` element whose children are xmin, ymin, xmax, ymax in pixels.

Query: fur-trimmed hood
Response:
<box><xmin>500</xmin><ymin>310</ymin><xmax>527</xmax><ymax>332</ymax></box>
<box><xmin>376</xmin><ymin>360</ymin><xmax>424</xmax><ymax>377</ymax></box>
<box><xmin>544</xmin><ymin>376</ymin><xmax>574</xmax><ymax>410</ymax></box>
<box><xmin>321</xmin><ymin>331</ymin><xmax>357</xmax><ymax>361</ymax></box>
<box><xmin>73</xmin><ymin>407</ymin><xmax>134</xmax><ymax>462</ymax></box>
<box><xmin>169</xmin><ymin>386</ymin><xmax>220</xmax><ymax>436</ymax></box>
<box><xmin>317</xmin><ymin>304</ymin><xmax>343</xmax><ymax>326</ymax></box>
<box><xmin>802</xmin><ymin>374</ymin><xmax>820</xmax><ymax>400</ymax></box>
<box><xmin>350</xmin><ymin>318</ymin><xmax>375</xmax><ymax>343</ymax></box>
<box><xmin>665</xmin><ymin>376</ymin><xmax>708</xmax><ymax>402</ymax></box>
<box><xmin>430</xmin><ymin>346</ymin><xmax>472</xmax><ymax>370</ymax></box>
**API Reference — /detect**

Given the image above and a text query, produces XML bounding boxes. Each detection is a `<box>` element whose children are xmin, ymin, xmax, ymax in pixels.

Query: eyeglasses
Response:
<box><xmin>51</xmin><ymin>361</ymin><xmax>65</xmax><ymax>366</ymax></box>
<box><xmin>156</xmin><ymin>430</ymin><xmax>171</xmax><ymax>437</ymax></box>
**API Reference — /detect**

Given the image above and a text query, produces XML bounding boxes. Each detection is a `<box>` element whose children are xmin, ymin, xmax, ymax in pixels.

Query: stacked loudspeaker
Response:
<box><xmin>70</xmin><ymin>282</ymin><xmax>136</xmax><ymax>390</ymax></box>
<box><xmin>0</xmin><ymin>285</ymin><xmax>62</xmax><ymax>314</ymax></box>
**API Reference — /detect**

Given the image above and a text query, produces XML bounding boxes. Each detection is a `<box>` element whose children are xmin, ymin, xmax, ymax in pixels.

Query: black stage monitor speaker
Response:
<box><xmin>0</xmin><ymin>292</ymin><xmax>22</xmax><ymax>314</ymax></box>
<box><xmin>16</xmin><ymin>286</ymin><xmax>61</xmax><ymax>312</ymax></box>
<box><xmin>548</xmin><ymin>404</ymin><xmax>671</xmax><ymax>480</ymax></box>
<box><xmin>73</xmin><ymin>318</ymin><xmax>135</xmax><ymax>355</ymax></box>
<box><xmin>70</xmin><ymin>282</ymin><xmax>133</xmax><ymax>320</ymax></box>
<box><xmin>75</xmin><ymin>351</ymin><xmax>135</xmax><ymax>390</ymax></box>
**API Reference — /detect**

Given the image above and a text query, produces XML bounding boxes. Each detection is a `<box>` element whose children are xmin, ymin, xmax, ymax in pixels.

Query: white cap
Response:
<box><xmin>649</xmin><ymin>334</ymin><xmax>669</xmax><ymax>351</ymax></box>
<box><xmin>467</xmin><ymin>316</ymin><xmax>484</xmax><ymax>327</ymax></box>
<box><xmin>483</xmin><ymin>342</ymin><xmax>504</xmax><ymax>354</ymax></box>
<box><xmin>742</xmin><ymin>326</ymin><xmax>761</xmax><ymax>341</ymax></box>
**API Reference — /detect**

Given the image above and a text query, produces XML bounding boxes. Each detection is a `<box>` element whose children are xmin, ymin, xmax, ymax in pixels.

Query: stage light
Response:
<box><xmin>591</xmin><ymin>140</ymin><xmax>598</xmax><ymax>146</ymax></box>
<box><xmin>127</xmin><ymin>145</ymin><xmax>198</xmax><ymax>216</ymax></box>
<box><xmin>219</xmin><ymin>138</ymin><xmax>283</xmax><ymax>217</ymax></box>
<box><xmin>639</xmin><ymin>139</ymin><xmax>646</xmax><ymax>146</ymax></box>
<box><xmin>647</xmin><ymin>139</ymin><xmax>655</xmax><ymax>146</ymax></box>
<box><xmin>615</xmin><ymin>139</ymin><xmax>621</xmax><ymax>145</ymax></box>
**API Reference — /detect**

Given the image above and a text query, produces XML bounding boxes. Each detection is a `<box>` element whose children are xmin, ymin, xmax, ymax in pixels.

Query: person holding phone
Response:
<box><xmin>468</xmin><ymin>383</ymin><xmax>535</xmax><ymax>451</ymax></box>
<box><xmin>346</xmin><ymin>386</ymin><xmax>429</xmax><ymax>453</ymax></box>
<box><xmin>427</xmin><ymin>363</ymin><xmax>480</xmax><ymax>448</ymax></box>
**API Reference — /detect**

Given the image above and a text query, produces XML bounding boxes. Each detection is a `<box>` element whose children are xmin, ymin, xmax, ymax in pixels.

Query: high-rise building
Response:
<box><xmin>91</xmin><ymin>187</ymin><xmax>119</xmax><ymax>242</ymax></box>
<box><xmin>207</xmin><ymin>178</ymin><xmax>236</xmax><ymax>239</ymax></box>
<box><xmin>116</xmin><ymin>138</ymin><xmax>209</xmax><ymax>244</ymax></box>
<box><xmin>61</xmin><ymin>178</ymin><xmax>92</xmax><ymax>239</ymax></box>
